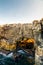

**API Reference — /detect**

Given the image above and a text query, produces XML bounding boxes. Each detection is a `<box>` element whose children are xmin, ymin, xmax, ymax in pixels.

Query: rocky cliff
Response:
<box><xmin>0</xmin><ymin>18</ymin><xmax>43</xmax><ymax>51</ymax></box>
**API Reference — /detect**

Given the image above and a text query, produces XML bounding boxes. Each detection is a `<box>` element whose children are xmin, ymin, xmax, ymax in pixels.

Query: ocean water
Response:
<box><xmin>0</xmin><ymin>52</ymin><xmax>35</xmax><ymax>65</ymax></box>
<box><xmin>0</xmin><ymin>54</ymin><xmax>15</xmax><ymax>65</ymax></box>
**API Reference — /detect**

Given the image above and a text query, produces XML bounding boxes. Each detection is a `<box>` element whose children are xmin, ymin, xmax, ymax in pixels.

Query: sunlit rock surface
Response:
<box><xmin>0</xmin><ymin>18</ymin><xmax>43</xmax><ymax>51</ymax></box>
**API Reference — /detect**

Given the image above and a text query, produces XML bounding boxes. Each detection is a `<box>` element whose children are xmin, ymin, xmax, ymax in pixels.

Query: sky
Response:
<box><xmin>0</xmin><ymin>0</ymin><xmax>43</xmax><ymax>24</ymax></box>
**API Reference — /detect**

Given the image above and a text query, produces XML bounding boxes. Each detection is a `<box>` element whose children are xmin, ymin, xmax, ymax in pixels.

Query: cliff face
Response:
<box><xmin>0</xmin><ymin>24</ymin><xmax>33</xmax><ymax>43</ymax></box>
<box><xmin>0</xmin><ymin>18</ymin><xmax>43</xmax><ymax>51</ymax></box>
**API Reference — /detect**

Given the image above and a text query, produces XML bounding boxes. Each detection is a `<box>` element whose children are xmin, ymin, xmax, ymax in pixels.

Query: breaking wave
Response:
<box><xmin>0</xmin><ymin>52</ymin><xmax>15</xmax><ymax>65</ymax></box>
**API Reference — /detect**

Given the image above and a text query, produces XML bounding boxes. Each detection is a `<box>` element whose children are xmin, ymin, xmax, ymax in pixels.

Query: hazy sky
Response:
<box><xmin>0</xmin><ymin>0</ymin><xmax>43</xmax><ymax>24</ymax></box>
